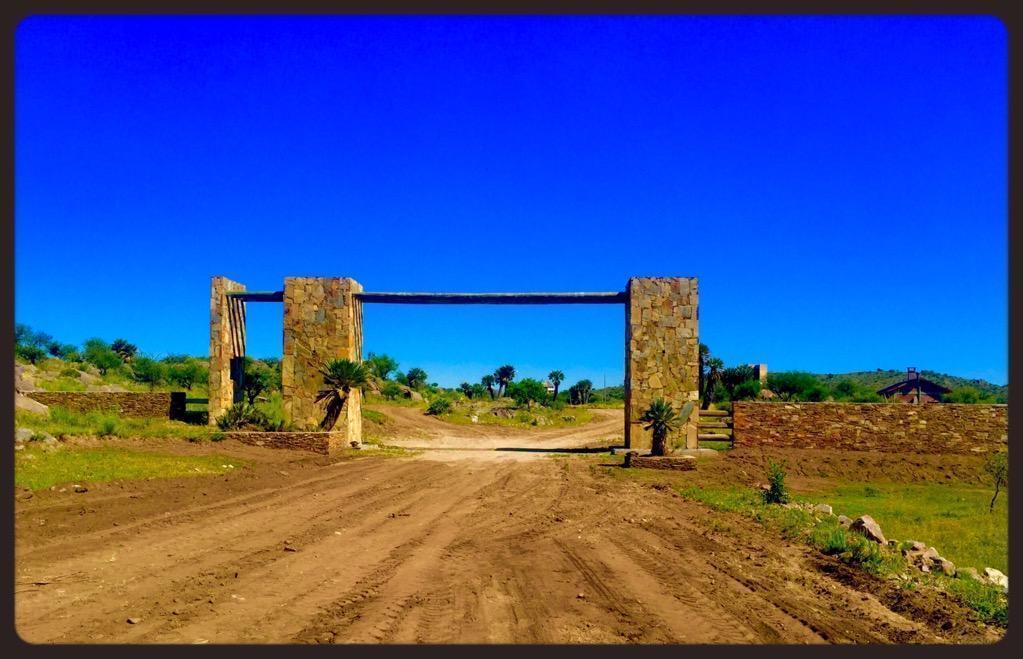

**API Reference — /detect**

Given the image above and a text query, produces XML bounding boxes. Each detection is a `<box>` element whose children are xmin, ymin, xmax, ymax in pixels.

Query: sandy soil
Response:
<box><xmin>14</xmin><ymin>429</ymin><xmax>998</xmax><ymax>644</ymax></box>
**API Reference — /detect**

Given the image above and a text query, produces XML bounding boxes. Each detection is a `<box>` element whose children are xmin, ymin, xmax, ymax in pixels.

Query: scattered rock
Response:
<box><xmin>469</xmin><ymin>415</ymin><xmax>479</xmax><ymax>424</ymax></box>
<box><xmin>758</xmin><ymin>388</ymin><xmax>777</xmax><ymax>400</ymax></box>
<box><xmin>15</xmin><ymin>427</ymin><xmax>33</xmax><ymax>443</ymax></box>
<box><xmin>956</xmin><ymin>567</ymin><xmax>980</xmax><ymax>581</ymax></box>
<box><xmin>15</xmin><ymin>394</ymin><xmax>48</xmax><ymax>415</ymax></box>
<box><xmin>349</xmin><ymin>441</ymin><xmax>361</xmax><ymax>449</ymax></box>
<box><xmin>983</xmin><ymin>567</ymin><xmax>1008</xmax><ymax>592</ymax></box>
<box><xmin>837</xmin><ymin>515</ymin><xmax>852</xmax><ymax>528</ymax></box>
<box><xmin>126</xmin><ymin>617</ymin><xmax>141</xmax><ymax>625</ymax></box>
<box><xmin>937</xmin><ymin>558</ymin><xmax>956</xmax><ymax>576</ymax></box>
<box><xmin>73</xmin><ymin>485</ymin><xmax>88</xmax><ymax>494</ymax></box>
<box><xmin>576</xmin><ymin>593</ymin><xmax>586</xmax><ymax>599</ymax></box>
<box><xmin>849</xmin><ymin>515</ymin><xmax>886</xmax><ymax>545</ymax></box>
<box><xmin>813</xmin><ymin>503</ymin><xmax>833</xmax><ymax>515</ymax></box>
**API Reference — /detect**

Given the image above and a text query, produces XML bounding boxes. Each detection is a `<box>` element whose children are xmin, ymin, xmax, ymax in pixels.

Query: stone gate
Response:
<box><xmin>209</xmin><ymin>276</ymin><xmax>699</xmax><ymax>451</ymax></box>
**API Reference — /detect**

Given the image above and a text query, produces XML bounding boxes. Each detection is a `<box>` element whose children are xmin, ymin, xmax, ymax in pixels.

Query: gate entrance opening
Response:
<box><xmin>209</xmin><ymin>276</ymin><xmax>699</xmax><ymax>451</ymax></box>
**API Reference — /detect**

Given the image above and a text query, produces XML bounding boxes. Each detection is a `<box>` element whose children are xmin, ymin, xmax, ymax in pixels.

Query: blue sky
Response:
<box><xmin>15</xmin><ymin>16</ymin><xmax>1008</xmax><ymax>386</ymax></box>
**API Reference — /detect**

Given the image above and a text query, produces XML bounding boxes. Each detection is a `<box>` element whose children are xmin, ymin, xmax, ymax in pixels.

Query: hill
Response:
<box><xmin>811</xmin><ymin>370</ymin><xmax>1007</xmax><ymax>401</ymax></box>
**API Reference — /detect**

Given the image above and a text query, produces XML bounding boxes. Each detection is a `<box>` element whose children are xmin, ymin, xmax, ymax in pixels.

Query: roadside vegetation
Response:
<box><xmin>16</xmin><ymin>407</ymin><xmax>220</xmax><ymax>442</ymax></box>
<box><xmin>603</xmin><ymin>458</ymin><xmax>1008</xmax><ymax>626</ymax></box>
<box><xmin>15</xmin><ymin>443</ymin><xmax>242</xmax><ymax>491</ymax></box>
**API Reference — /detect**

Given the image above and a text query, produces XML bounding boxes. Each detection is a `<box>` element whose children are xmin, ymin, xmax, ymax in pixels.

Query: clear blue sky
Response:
<box><xmin>15</xmin><ymin>16</ymin><xmax>1008</xmax><ymax>387</ymax></box>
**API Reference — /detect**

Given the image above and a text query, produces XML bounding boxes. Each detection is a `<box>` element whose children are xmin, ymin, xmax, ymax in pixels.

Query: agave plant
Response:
<box><xmin>640</xmin><ymin>398</ymin><xmax>682</xmax><ymax>456</ymax></box>
<box><xmin>316</xmin><ymin>358</ymin><xmax>370</xmax><ymax>430</ymax></box>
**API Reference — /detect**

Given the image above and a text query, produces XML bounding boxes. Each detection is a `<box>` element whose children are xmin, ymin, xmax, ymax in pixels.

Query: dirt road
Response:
<box><xmin>14</xmin><ymin>440</ymin><xmax>983</xmax><ymax>644</ymax></box>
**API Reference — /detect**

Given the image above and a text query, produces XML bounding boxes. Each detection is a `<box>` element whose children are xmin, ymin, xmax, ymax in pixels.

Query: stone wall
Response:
<box><xmin>624</xmin><ymin>277</ymin><xmax>700</xmax><ymax>451</ymax></box>
<box><xmin>281</xmin><ymin>277</ymin><xmax>364</xmax><ymax>437</ymax></box>
<box><xmin>25</xmin><ymin>392</ymin><xmax>187</xmax><ymax>419</ymax></box>
<box><xmin>209</xmin><ymin>276</ymin><xmax>247</xmax><ymax>425</ymax></box>
<box><xmin>733</xmin><ymin>402</ymin><xmax>1008</xmax><ymax>454</ymax></box>
<box><xmin>220</xmin><ymin>430</ymin><xmax>350</xmax><ymax>455</ymax></box>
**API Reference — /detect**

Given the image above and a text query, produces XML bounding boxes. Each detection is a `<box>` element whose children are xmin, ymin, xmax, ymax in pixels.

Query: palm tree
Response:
<box><xmin>640</xmin><ymin>398</ymin><xmax>681</xmax><ymax>456</ymax></box>
<box><xmin>701</xmin><ymin>357</ymin><xmax>724</xmax><ymax>409</ymax></box>
<box><xmin>459</xmin><ymin>382</ymin><xmax>474</xmax><ymax>398</ymax></box>
<box><xmin>547</xmin><ymin>370</ymin><xmax>565</xmax><ymax>401</ymax></box>
<box><xmin>494</xmin><ymin>365</ymin><xmax>516</xmax><ymax>398</ymax></box>
<box><xmin>316</xmin><ymin>358</ymin><xmax>369</xmax><ymax>430</ymax></box>
<box><xmin>405</xmin><ymin>367</ymin><xmax>428</xmax><ymax>389</ymax></box>
<box><xmin>481</xmin><ymin>374</ymin><xmax>496</xmax><ymax>400</ymax></box>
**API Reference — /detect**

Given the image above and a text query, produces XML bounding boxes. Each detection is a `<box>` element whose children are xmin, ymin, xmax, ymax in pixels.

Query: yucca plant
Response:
<box><xmin>316</xmin><ymin>358</ymin><xmax>370</xmax><ymax>430</ymax></box>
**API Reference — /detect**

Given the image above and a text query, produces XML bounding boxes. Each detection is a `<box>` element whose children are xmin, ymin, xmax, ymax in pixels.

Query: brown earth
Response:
<box><xmin>14</xmin><ymin>420</ymin><xmax>1000</xmax><ymax>645</ymax></box>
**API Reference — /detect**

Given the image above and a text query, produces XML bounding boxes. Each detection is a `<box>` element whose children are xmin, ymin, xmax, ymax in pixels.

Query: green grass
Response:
<box><xmin>16</xmin><ymin>407</ymin><xmax>218</xmax><ymax>442</ymax></box>
<box><xmin>698</xmin><ymin>440</ymin><xmax>733</xmax><ymax>451</ymax></box>
<box><xmin>362</xmin><ymin>408</ymin><xmax>389</xmax><ymax>424</ymax></box>
<box><xmin>794</xmin><ymin>482</ymin><xmax>1008</xmax><ymax>574</ymax></box>
<box><xmin>15</xmin><ymin>444</ymin><xmax>244</xmax><ymax>490</ymax></box>
<box><xmin>438</xmin><ymin>404</ymin><xmax>596</xmax><ymax>429</ymax></box>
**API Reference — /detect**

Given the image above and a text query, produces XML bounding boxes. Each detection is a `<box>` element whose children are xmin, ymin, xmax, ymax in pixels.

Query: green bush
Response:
<box><xmin>731</xmin><ymin>379</ymin><xmax>762</xmax><ymax>400</ymax></box>
<box><xmin>762</xmin><ymin>460</ymin><xmax>790</xmax><ymax>505</ymax></box>
<box><xmin>96</xmin><ymin>416</ymin><xmax>120</xmax><ymax>437</ymax></box>
<box><xmin>381</xmin><ymin>381</ymin><xmax>402</xmax><ymax>400</ymax></box>
<box><xmin>216</xmin><ymin>402</ymin><xmax>272</xmax><ymax>431</ymax></box>
<box><xmin>426</xmin><ymin>398</ymin><xmax>452</xmax><ymax>415</ymax></box>
<box><xmin>131</xmin><ymin>356</ymin><xmax>166</xmax><ymax>389</ymax></box>
<box><xmin>16</xmin><ymin>344</ymin><xmax>46</xmax><ymax>364</ymax></box>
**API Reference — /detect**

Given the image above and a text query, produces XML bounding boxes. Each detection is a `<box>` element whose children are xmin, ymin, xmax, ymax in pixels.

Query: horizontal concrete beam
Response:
<box><xmin>226</xmin><ymin>291</ymin><xmax>284</xmax><ymax>302</ymax></box>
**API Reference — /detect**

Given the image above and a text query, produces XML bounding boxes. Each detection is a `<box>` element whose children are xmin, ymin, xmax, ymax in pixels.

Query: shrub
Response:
<box><xmin>83</xmin><ymin>339</ymin><xmax>123</xmax><ymax>375</ymax></box>
<box><xmin>381</xmin><ymin>381</ymin><xmax>402</xmax><ymax>400</ymax></box>
<box><xmin>96</xmin><ymin>416</ymin><xmax>120</xmax><ymax>437</ymax></box>
<box><xmin>510</xmin><ymin>378</ymin><xmax>549</xmax><ymax>410</ymax></box>
<box><xmin>317</xmin><ymin>359</ymin><xmax>370</xmax><ymax>430</ymax></box>
<box><xmin>365</xmin><ymin>353</ymin><xmax>399</xmax><ymax>380</ymax></box>
<box><xmin>944</xmin><ymin>386</ymin><xmax>996</xmax><ymax>404</ymax></box>
<box><xmin>59</xmin><ymin>367</ymin><xmax>81</xmax><ymax>378</ymax></box>
<box><xmin>405</xmin><ymin>367</ymin><xmax>428</xmax><ymax>389</ymax></box>
<box><xmin>762</xmin><ymin>460</ymin><xmax>789</xmax><ymax>504</ymax></box>
<box><xmin>131</xmin><ymin>356</ymin><xmax>165</xmax><ymax>389</ymax></box>
<box><xmin>168</xmin><ymin>360</ymin><xmax>207</xmax><ymax>391</ymax></box>
<box><xmin>216</xmin><ymin>403</ymin><xmax>271</xmax><ymax>431</ymax></box>
<box><xmin>426</xmin><ymin>398</ymin><xmax>452</xmax><ymax>415</ymax></box>
<box><xmin>731</xmin><ymin>379</ymin><xmax>762</xmax><ymax>400</ymax></box>
<box><xmin>766</xmin><ymin>371</ymin><xmax>819</xmax><ymax>401</ymax></box>
<box><xmin>640</xmin><ymin>398</ymin><xmax>680</xmax><ymax>456</ymax></box>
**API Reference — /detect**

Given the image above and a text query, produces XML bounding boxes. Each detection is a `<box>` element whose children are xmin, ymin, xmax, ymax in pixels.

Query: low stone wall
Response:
<box><xmin>733</xmin><ymin>402</ymin><xmax>1007</xmax><ymax>455</ymax></box>
<box><xmin>220</xmin><ymin>431</ymin><xmax>352</xmax><ymax>455</ymax></box>
<box><xmin>24</xmin><ymin>392</ymin><xmax>187</xmax><ymax>420</ymax></box>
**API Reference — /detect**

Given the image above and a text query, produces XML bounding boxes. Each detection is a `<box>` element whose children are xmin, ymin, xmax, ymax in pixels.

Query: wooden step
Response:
<box><xmin>698</xmin><ymin>421</ymin><xmax>731</xmax><ymax>428</ymax></box>
<box><xmin>698</xmin><ymin>433</ymin><xmax>731</xmax><ymax>441</ymax></box>
<box><xmin>699</xmin><ymin>409</ymin><xmax>730</xmax><ymax>417</ymax></box>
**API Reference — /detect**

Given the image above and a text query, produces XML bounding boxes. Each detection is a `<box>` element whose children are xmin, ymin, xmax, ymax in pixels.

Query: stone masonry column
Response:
<box><xmin>209</xmin><ymin>276</ymin><xmax>247</xmax><ymax>425</ymax></box>
<box><xmin>282</xmin><ymin>277</ymin><xmax>364</xmax><ymax>441</ymax></box>
<box><xmin>624</xmin><ymin>277</ymin><xmax>700</xmax><ymax>451</ymax></box>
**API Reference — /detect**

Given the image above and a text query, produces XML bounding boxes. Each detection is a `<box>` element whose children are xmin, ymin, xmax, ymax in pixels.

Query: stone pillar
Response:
<box><xmin>209</xmin><ymin>276</ymin><xmax>247</xmax><ymax>425</ymax></box>
<box><xmin>624</xmin><ymin>277</ymin><xmax>700</xmax><ymax>451</ymax></box>
<box><xmin>282</xmin><ymin>277</ymin><xmax>364</xmax><ymax>440</ymax></box>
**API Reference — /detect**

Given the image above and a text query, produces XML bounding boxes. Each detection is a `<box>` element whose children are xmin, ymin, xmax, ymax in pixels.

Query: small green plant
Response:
<box><xmin>762</xmin><ymin>460</ymin><xmax>789</xmax><ymax>504</ymax></box>
<box><xmin>426</xmin><ymin>398</ymin><xmax>452</xmax><ymax>415</ymax></box>
<box><xmin>96</xmin><ymin>416</ymin><xmax>119</xmax><ymax>437</ymax></box>
<box><xmin>863</xmin><ymin>485</ymin><xmax>881</xmax><ymax>498</ymax></box>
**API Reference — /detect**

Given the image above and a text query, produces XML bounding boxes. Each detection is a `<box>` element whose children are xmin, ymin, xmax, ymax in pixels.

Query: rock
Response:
<box><xmin>576</xmin><ymin>593</ymin><xmax>586</xmax><ymax>599</ymax></box>
<box><xmin>15</xmin><ymin>394</ymin><xmax>48</xmax><ymax>415</ymax></box>
<box><xmin>907</xmin><ymin>541</ymin><xmax>926</xmax><ymax>552</ymax></box>
<box><xmin>921</xmin><ymin>546</ymin><xmax>942</xmax><ymax>561</ymax></box>
<box><xmin>814</xmin><ymin>503</ymin><xmax>833</xmax><ymax>515</ymax></box>
<box><xmin>15</xmin><ymin>427</ymin><xmax>33</xmax><ymax>443</ymax></box>
<box><xmin>837</xmin><ymin>515</ymin><xmax>853</xmax><ymax>528</ymax></box>
<box><xmin>849</xmin><ymin>515</ymin><xmax>886</xmax><ymax>545</ymax></box>
<box><xmin>470</xmin><ymin>415</ymin><xmax>479</xmax><ymax>424</ymax></box>
<box><xmin>983</xmin><ymin>568</ymin><xmax>1008</xmax><ymax>592</ymax></box>
<box><xmin>126</xmin><ymin>617</ymin><xmax>141</xmax><ymax>625</ymax></box>
<box><xmin>73</xmin><ymin>485</ymin><xmax>88</xmax><ymax>494</ymax></box>
<box><xmin>888</xmin><ymin>539</ymin><xmax>899</xmax><ymax>548</ymax></box>
<box><xmin>937</xmin><ymin>558</ymin><xmax>956</xmax><ymax>576</ymax></box>
<box><xmin>349</xmin><ymin>441</ymin><xmax>360</xmax><ymax>449</ymax></box>
<box><xmin>401</xmin><ymin>386</ymin><xmax>423</xmax><ymax>402</ymax></box>
<box><xmin>758</xmin><ymin>388</ymin><xmax>776</xmax><ymax>400</ymax></box>
<box><xmin>957</xmin><ymin>567</ymin><xmax>980</xmax><ymax>581</ymax></box>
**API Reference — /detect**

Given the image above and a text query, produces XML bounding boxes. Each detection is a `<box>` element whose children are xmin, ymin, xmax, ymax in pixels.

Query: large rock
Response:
<box><xmin>401</xmin><ymin>386</ymin><xmax>423</xmax><ymax>402</ymax></box>
<box><xmin>15</xmin><ymin>393</ymin><xmax>48</xmax><ymax>415</ymax></box>
<box><xmin>957</xmin><ymin>567</ymin><xmax>981</xmax><ymax>581</ymax></box>
<box><xmin>837</xmin><ymin>515</ymin><xmax>853</xmax><ymax>529</ymax></box>
<box><xmin>813</xmin><ymin>503</ymin><xmax>833</xmax><ymax>515</ymax></box>
<box><xmin>15</xmin><ymin>427</ymin><xmax>33</xmax><ymax>443</ymax></box>
<box><xmin>849</xmin><ymin>515</ymin><xmax>887</xmax><ymax>545</ymax></box>
<box><xmin>983</xmin><ymin>568</ymin><xmax>1008</xmax><ymax>592</ymax></box>
<box><xmin>14</xmin><ymin>364</ymin><xmax>37</xmax><ymax>392</ymax></box>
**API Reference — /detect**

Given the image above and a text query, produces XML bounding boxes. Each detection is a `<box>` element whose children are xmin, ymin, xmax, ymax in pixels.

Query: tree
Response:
<box><xmin>548</xmin><ymin>370</ymin><xmax>565</xmax><ymax>401</ymax></box>
<box><xmin>511</xmin><ymin>378</ymin><xmax>548</xmax><ymax>410</ymax></box>
<box><xmin>242</xmin><ymin>358</ymin><xmax>276</xmax><ymax>404</ymax></box>
<box><xmin>701</xmin><ymin>356</ymin><xmax>724</xmax><ymax>409</ymax></box>
<box><xmin>494</xmin><ymin>365</ymin><xmax>516</xmax><ymax>398</ymax></box>
<box><xmin>405</xmin><ymin>367</ymin><xmax>428</xmax><ymax>390</ymax></box>
<box><xmin>569</xmin><ymin>379</ymin><xmax>593</xmax><ymax>405</ymax></box>
<box><xmin>459</xmin><ymin>382</ymin><xmax>475</xmax><ymax>398</ymax></box>
<box><xmin>83</xmin><ymin>339</ymin><xmax>123</xmax><ymax>375</ymax></box>
<box><xmin>168</xmin><ymin>360</ymin><xmax>206</xmax><ymax>391</ymax></box>
<box><xmin>985</xmin><ymin>452</ymin><xmax>1008</xmax><ymax>512</ymax></box>
<box><xmin>16</xmin><ymin>344</ymin><xmax>46</xmax><ymax>364</ymax></box>
<box><xmin>944</xmin><ymin>387</ymin><xmax>995</xmax><ymax>404</ymax></box>
<box><xmin>720</xmin><ymin>365</ymin><xmax>756</xmax><ymax>399</ymax></box>
<box><xmin>317</xmin><ymin>359</ymin><xmax>369</xmax><ymax>430</ymax></box>
<box><xmin>766</xmin><ymin>371</ymin><xmax>819</xmax><ymax>401</ymax></box>
<box><xmin>640</xmin><ymin>398</ymin><xmax>681</xmax><ymax>456</ymax></box>
<box><xmin>111</xmin><ymin>338</ymin><xmax>138</xmax><ymax>362</ymax></box>
<box><xmin>131</xmin><ymin>356</ymin><xmax>165</xmax><ymax>389</ymax></box>
<box><xmin>365</xmin><ymin>352</ymin><xmax>399</xmax><ymax>381</ymax></box>
<box><xmin>732</xmin><ymin>379</ymin><xmax>762</xmax><ymax>400</ymax></box>
<box><xmin>481</xmin><ymin>374</ymin><xmax>496</xmax><ymax>400</ymax></box>
<box><xmin>470</xmin><ymin>383</ymin><xmax>487</xmax><ymax>400</ymax></box>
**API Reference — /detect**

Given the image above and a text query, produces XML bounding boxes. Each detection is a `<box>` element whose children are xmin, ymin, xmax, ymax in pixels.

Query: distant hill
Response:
<box><xmin>810</xmin><ymin>370</ymin><xmax>1008</xmax><ymax>401</ymax></box>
